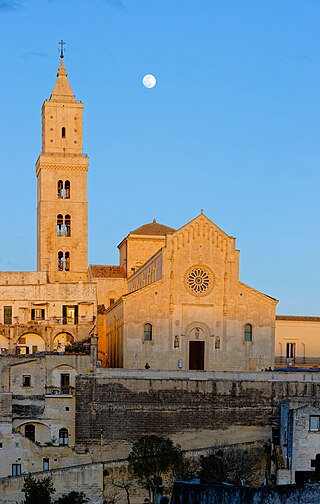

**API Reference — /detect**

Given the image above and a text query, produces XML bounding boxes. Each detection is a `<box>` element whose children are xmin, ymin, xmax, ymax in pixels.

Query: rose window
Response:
<box><xmin>185</xmin><ymin>266</ymin><xmax>214</xmax><ymax>296</ymax></box>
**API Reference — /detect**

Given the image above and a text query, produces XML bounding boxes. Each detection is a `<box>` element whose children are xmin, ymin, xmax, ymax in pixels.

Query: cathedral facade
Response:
<box><xmin>102</xmin><ymin>215</ymin><xmax>277</xmax><ymax>371</ymax></box>
<box><xmin>0</xmin><ymin>55</ymin><xmax>278</xmax><ymax>372</ymax></box>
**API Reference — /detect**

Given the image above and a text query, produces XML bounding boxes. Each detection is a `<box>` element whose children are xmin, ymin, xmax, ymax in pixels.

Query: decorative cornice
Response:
<box><xmin>36</xmin><ymin>163</ymin><xmax>88</xmax><ymax>176</ymax></box>
<box><xmin>276</xmin><ymin>315</ymin><xmax>320</xmax><ymax>322</ymax></box>
<box><xmin>39</xmin><ymin>164</ymin><xmax>88</xmax><ymax>171</ymax></box>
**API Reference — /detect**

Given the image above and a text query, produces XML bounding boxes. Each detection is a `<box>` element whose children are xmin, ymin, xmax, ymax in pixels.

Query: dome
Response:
<box><xmin>131</xmin><ymin>219</ymin><xmax>175</xmax><ymax>236</ymax></box>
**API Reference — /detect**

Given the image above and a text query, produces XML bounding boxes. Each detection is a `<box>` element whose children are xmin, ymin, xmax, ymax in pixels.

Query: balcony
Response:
<box><xmin>47</xmin><ymin>316</ymin><xmax>94</xmax><ymax>326</ymax></box>
<box><xmin>45</xmin><ymin>386</ymin><xmax>73</xmax><ymax>397</ymax></box>
<box><xmin>275</xmin><ymin>356</ymin><xmax>320</xmax><ymax>369</ymax></box>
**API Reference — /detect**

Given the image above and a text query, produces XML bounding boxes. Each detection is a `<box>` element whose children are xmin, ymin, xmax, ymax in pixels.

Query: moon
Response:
<box><xmin>142</xmin><ymin>74</ymin><xmax>157</xmax><ymax>89</ymax></box>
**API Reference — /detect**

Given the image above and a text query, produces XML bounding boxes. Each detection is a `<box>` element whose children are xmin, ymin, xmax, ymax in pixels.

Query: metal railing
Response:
<box><xmin>275</xmin><ymin>356</ymin><xmax>320</xmax><ymax>367</ymax></box>
<box><xmin>46</xmin><ymin>386</ymin><xmax>73</xmax><ymax>396</ymax></box>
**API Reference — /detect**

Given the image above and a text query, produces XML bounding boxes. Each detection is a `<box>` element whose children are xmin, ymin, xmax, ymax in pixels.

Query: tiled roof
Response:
<box><xmin>131</xmin><ymin>219</ymin><xmax>175</xmax><ymax>236</ymax></box>
<box><xmin>276</xmin><ymin>315</ymin><xmax>320</xmax><ymax>322</ymax></box>
<box><xmin>89</xmin><ymin>265</ymin><xmax>126</xmax><ymax>278</ymax></box>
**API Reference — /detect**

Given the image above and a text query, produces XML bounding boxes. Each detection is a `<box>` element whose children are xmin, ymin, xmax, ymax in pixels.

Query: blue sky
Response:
<box><xmin>0</xmin><ymin>0</ymin><xmax>319</xmax><ymax>315</ymax></box>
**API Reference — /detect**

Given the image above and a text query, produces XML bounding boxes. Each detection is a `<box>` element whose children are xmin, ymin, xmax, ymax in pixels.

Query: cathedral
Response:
<box><xmin>0</xmin><ymin>53</ymin><xmax>281</xmax><ymax>372</ymax></box>
<box><xmin>102</xmin><ymin>214</ymin><xmax>277</xmax><ymax>371</ymax></box>
<box><xmin>2</xmin><ymin>50</ymin><xmax>320</xmax><ymax>504</ymax></box>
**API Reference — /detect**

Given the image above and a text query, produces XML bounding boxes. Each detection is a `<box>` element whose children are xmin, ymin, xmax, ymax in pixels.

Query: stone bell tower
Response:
<box><xmin>36</xmin><ymin>43</ymin><xmax>89</xmax><ymax>281</ymax></box>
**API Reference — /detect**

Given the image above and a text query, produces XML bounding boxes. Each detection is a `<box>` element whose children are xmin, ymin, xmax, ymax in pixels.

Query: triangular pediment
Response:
<box><xmin>167</xmin><ymin>212</ymin><xmax>237</xmax><ymax>256</ymax></box>
<box><xmin>173</xmin><ymin>212</ymin><xmax>232</xmax><ymax>239</ymax></box>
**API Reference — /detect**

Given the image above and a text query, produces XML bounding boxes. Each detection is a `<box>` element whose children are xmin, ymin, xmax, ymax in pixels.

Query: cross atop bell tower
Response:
<box><xmin>59</xmin><ymin>39</ymin><xmax>66</xmax><ymax>59</ymax></box>
<box><xmin>36</xmin><ymin>45</ymin><xmax>89</xmax><ymax>281</ymax></box>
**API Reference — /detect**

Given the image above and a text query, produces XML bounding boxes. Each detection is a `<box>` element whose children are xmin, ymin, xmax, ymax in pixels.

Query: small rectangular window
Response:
<box><xmin>310</xmin><ymin>416</ymin><xmax>320</xmax><ymax>432</ymax></box>
<box><xmin>31</xmin><ymin>308</ymin><xmax>45</xmax><ymax>321</ymax></box>
<box><xmin>23</xmin><ymin>375</ymin><xmax>31</xmax><ymax>387</ymax></box>
<box><xmin>12</xmin><ymin>464</ymin><xmax>21</xmax><ymax>476</ymax></box>
<box><xmin>0</xmin><ymin>442</ymin><xmax>3</xmax><ymax>449</ymax></box>
<box><xmin>60</xmin><ymin>373</ymin><xmax>70</xmax><ymax>394</ymax></box>
<box><xmin>43</xmin><ymin>458</ymin><xmax>49</xmax><ymax>471</ymax></box>
<box><xmin>62</xmin><ymin>305</ymin><xmax>78</xmax><ymax>325</ymax></box>
<box><xmin>109</xmin><ymin>298</ymin><xmax>115</xmax><ymax>306</ymax></box>
<box><xmin>4</xmin><ymin>306</ymin><xmax>12</xmax><ymax>325</ymax></box>
<box><xmin>286</xmin><ymin>343</ymin><xmax>296</xmax><ymax>360</ymax></box>
<box><xmin>244</xmin><ymin>324</ymin><xmax>252</xmax><ymax>342</ymax></box>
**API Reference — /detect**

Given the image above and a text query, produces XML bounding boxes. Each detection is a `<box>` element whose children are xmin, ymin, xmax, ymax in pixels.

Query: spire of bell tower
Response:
<box><xmin>50</xmin><ymin>40</ymin><xmax>75</xmax><ymax>103</ymax></box>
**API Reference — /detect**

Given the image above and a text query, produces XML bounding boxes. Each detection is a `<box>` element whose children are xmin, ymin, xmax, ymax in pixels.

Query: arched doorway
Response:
<box><xmin>59</xmin><ymin>428</ymin><xmax>69</xmax><ymax>446</ymax></box>
<box><xmin>53</xmin><ymin>332</ymin><xmax>74</xmax><ymax>352</ymax></box>
<box><xmin>0</xmin><ymin>335</ymin><xmax>9</xmax><ymax>354</ymax></box>
<box><xmin>189</xmin><ymin>341</ymin><xmax>205</xmax><ymax>370</ymax></box>
<box><xmin>186</xmin><ymin>323</ymin><xmax>209</xmax><ymax>371</ymax></box>
<box><xmin>17</xmin><ymin>333</ymin><xmax>45</xmax><ymax>354</ymax></box>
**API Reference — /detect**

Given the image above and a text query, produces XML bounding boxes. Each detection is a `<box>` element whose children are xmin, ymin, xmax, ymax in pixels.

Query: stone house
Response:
<box><xmin>0</xmin><ymin>347</ymin><xmax>97</xmax><ymax>478</ymax></box>
<box><xmin>277</xmin><ymin>398</ymin><xmax>320</xmax><ymax>484</ymax></box>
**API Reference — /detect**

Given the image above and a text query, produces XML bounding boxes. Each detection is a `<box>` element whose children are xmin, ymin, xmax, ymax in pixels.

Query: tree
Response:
<box><xmin>103</xmin><ymin>493</ymin><xmax>120</xmax><ymax>504</ymax></box>
<box><xmin>110</xmin><ymin>471</ymin><xmax>136</xmax><ymax>504</ymax></box>
<box><xmin>199</xmin><ymin>443</ymin><xmax>270</xmax><ymax>486</ymax></box>
<box><xmin>55</xmin><ymin>491</ymin><xmax>90</xmax><ymax>504</ymax></box>
<box><xmin>171</xmin><ymin>454</ymin><xmax>200</xmax><ymax>482</ymax></box>
<box><xmin>128</xmin><ymin>435</ymin><xmax>183</xmax><ymax>503</ymax></box>
<box><xmin>21</xmin><ymin>474</ymin><xmax>56</xmax><ymax>504</ymax></box>
<box><xmin>199</xmin><ymin>449</ymin><xmax>225</xmax><ymax>482</ymax></box>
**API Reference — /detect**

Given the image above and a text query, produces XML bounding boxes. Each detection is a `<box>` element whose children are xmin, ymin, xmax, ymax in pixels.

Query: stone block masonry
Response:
<box><xmin>75</xmin><ymin>370</ymin><xmax>320</xmax><ymax>458</ymax></box>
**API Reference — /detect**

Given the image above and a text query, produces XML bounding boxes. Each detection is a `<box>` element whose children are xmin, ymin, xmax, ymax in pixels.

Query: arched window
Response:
<box><xmin>144</xmin><ymin>323</ymin><xmax>152</xmax><ymax>342</ymax></box>
<box><xmin>58</xmin><ymin>252</ymin><xmax>70</xmax><ymax>271</ymax></box>
<box><xmin>58</xmin><ymin>251</ymin><xmax>64</xmax><ymax>271</ymax></box>
<box><xmin>65</xmin><ymin>215</ymin><xmax>71</xmax><ymax>236</ymax></box>
<box><xmin>17</xmin><ymin>333</ymin><xmax>45</xmax><ymax>354</ymax></box>
<box><xmin>58</xmin><ymin>180</ymin><xmax>69</xmax><ymax>199</ymax></box>
<box><xmin>25</xmin><ymin>424</ymin><xmax>35</xmax><ymax>442</ymax></box>
<box><xmin>57</xmin><ymin>180</ymin><xmax>63</xmax><ymax>198</ymax></box>
<box><xmin>61</xmin><ymin>127</ymin><xmax>66</xmax><ymax>138</ymax></box>
<box><xmin>57</xmin><ymin>215</ymin><xmax>71</xmax><ymax>237</ymax></box>
<box><xmin>59</xmin><ymin>428</ymin><xmax>69</xmax><ymax>446</ymax></box>
<box><xmin>65</xmin><ymin>180</ymin><xmax>70</xmax><ymax>199</ymax></box>
<box><xmin>57</xmin><ymin>214</ymin><xmax>64</xmax><ymax>236</ymax></box>
<box><xmin>244</xmin><ymin>324</ymin><xmax>252</xmax><ymax>342</ymax></box>
<box><xmin>65</xmin><ymin>252</ymin><xmax>70</xmax><ymax>271</ymax></box>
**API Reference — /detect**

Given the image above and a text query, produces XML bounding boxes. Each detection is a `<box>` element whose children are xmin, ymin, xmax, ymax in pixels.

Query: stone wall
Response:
<box><xmin>0</xmin><ymin>463</ymin><xmax>103</xmax><ymax>504</ymax></box>
<box><xmin>75</xmin><ymin>370</ymin><xmax>320</xmax><ymax>460</ymax></box>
